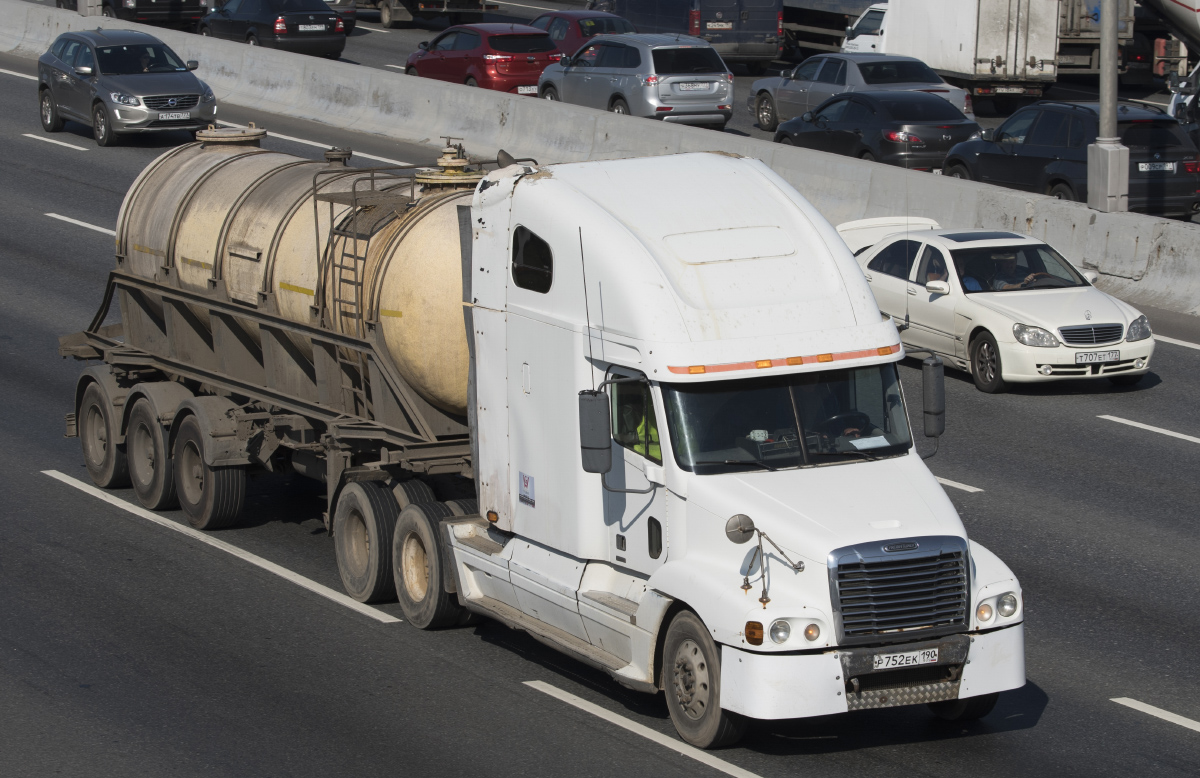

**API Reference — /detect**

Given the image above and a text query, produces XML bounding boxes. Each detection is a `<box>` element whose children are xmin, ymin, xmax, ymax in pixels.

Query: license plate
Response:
<box><xmin>159</xmin><ymin>112</ymin><xmax>190</xmax><ymax>120</ymax></box>
<box><xmin>873</xmin><ymin>647</ymin><xmax>938</xmax><ymax>670</ymax></box>
<box><xmin>932</xmin><ymin>168</ymin><xmax>943</xmax><ymax>175</ymax></box>
<box><xmin>995</xmin><ymin>86</ymin><xmax>1025</xmax><ymax>94</ymax></box>
<box><xmin>1139</xmin><ymin>162</ymin><xmax>1175</xmax><ymax>172</ymax></box>
<box><xmin>679</xmin><ymin>82</ymin><xmax>709</xmax><ymax>92</ymax></box>
<box><xmin>1075</xmin><ymin>350</ymin><xmax>1120</xmax><ymax>364</ymax></box>
<box><xmin>707</xmin><ymin>21</ymin><xmax>733</xmax><ymax>29</ymax></box>
<box><xmin>517</xmin><ymin>85</ymin><xmax>538</xmax><ymax>95</ymax></box>
<box><xmin>299</xmin><ymin>24</ymin><xmax>324</xmax><ymax>31</ymax></box>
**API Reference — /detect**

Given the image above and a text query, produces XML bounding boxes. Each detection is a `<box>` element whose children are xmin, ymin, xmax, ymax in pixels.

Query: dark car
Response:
<box><xmin>942</xmin><ymin>101</ymin><xmax>1200</xmax><ymax>217</ymax></box>
<box><xmin>405</xmin><ymin>24</ymin><xmax>561</xmax><ymax>94</ymax></box>
<box><xmin>198</xmin><ymin>0</ymin><xmax>346</xmax><ymax>58</ymax></box>
<box><xmin>528</xmin><ymin>10</ymin><xmax>636</xmax><ymax>56</ymax></box>
<box><xmin>774</xmin><ymin>90</ymin><xmax>979</xmax><ymax>170</ymax></box>
<box><xmin>324</xmin><ymin>0</ymin><xmax>357</xmax><ymax>34</ymax></box>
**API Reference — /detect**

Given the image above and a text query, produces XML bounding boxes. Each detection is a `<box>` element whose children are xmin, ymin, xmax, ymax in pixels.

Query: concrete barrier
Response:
<box><xmin>3</xmin><ymin>0</ymin><xmax>1198</xmax><ymax>316</ymax></box>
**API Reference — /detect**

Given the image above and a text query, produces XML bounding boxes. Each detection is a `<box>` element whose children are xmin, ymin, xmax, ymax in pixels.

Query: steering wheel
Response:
<box><xmin>1020</xmin><ymin>272</ymin><xmax>1052</xmax><ymax>287</ymax></box>
<box><xmin>814</xmin><ymin>411</ymin><xmax>872</xmax><ymax>439</ymax></box>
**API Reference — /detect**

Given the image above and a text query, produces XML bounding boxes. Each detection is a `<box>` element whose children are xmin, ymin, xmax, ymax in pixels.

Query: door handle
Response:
<box><xmin>864</xmin><ymin>273</ymin><xmax>873</xmax><ymax>281</ymax></box>
<box><xmin>907</xmin><ymin>287</ymin><xmax>918</xmax><ymax>295</ymax></box>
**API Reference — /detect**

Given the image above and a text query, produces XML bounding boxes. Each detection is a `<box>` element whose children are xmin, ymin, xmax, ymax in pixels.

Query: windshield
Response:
<box><xmin>97</xmin><ymin>43</ymin><xmax>188</xmax><ymax>75</ymax></box>
<box><xmin>662</xmin><ymin>365</ymin><xmax>912</xmax><ymax>475</ymax></box>
<box><xmin>652</xmin><ymin>47</ymin><xmax>726</xmax><ymax>75</ymax></box>
<box><xmin>858</xmin><ymin>60</ymin><xmax>942</xmax><ymax>85</ymax></box>
<box><xmin>953</xmin><ymin>244</ymin><xmax>1087</xmax><ymax>293</ymax></box>
<box><xmin>580</xmin><ymin>16</ymin><xmax>635</xmax><ymax>36</ymax></box>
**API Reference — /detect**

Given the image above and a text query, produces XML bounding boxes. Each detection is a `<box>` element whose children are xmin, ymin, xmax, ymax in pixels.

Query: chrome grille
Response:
<box><xmin>1058</xmin><ymin>323</ymin><xmax>1123</xmax><ymax>345</ymax></box>
<box><xmin>829</xmin><ymin>537</ymin><xmax>969</xmax><ymax>645</ymax></box>
<box><xmin>143</xmin><ymin>94</ymin><xmax>199</xmax><ymax>110</ymax></box>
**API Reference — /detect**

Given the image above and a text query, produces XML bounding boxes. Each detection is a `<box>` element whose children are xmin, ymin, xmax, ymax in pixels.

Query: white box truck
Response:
<box><xmin>62</xmin><ymin>129</ymin><xmax>1025</xmax><ymax>748</ymax></box>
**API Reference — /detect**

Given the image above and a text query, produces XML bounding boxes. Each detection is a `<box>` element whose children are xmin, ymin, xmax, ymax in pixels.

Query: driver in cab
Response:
<box><xmin>962</xmin><ymin>253</ymin><xmax>1043</xmax><ymax>291</ymax></box>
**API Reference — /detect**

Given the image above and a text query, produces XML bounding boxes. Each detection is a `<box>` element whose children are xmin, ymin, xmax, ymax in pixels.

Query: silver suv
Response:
<box><xmin>538</xmin><ymin>34</ymin><xmax>733</xmax><ymax>130</ymax></box>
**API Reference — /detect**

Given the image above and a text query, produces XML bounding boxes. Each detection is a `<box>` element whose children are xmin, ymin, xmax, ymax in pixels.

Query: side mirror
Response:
<box><xmin>74</xmin><ymin>65</ymin><xmax>93</xmax><ymax>76</ymax></box>
<box><xmin>980</xmin><ymin>127</ymin><xmax>995</xmax><ymax>142</ymax></box>
<box><xmin>801</xmin><ymin>111</ymin><xmax>814</xmax><ymax>122</ymax></box>
<box><xmin>418</xmin><ymin>41</ymin><xmax>429</xmax><ymax>50</ymax></box>
<box><xmin>578</xmin><ymin>390</ymin><xmax>613</xmax><ymax>474</ymax></box>
<box><xmin>725</xmin><ymin>513</ymin><xmax>756</xmax><ymax>544</ymax></box>
<box><xmin>845</xmin><ymin>26</ymin><xmax>854</xmax><ymax>38</ymax></box>
<box><xmin>1083</xmin><ymin>270</ymin><xmax>1099</xmax><ymax>283</ymax></box>
<box><xmin>922</xmin><ymin>355</ymin><xmax>945</xmax><ymax>440</ymax></box>
<box><xmin>186</xmin><ymin>60</ymin><xmax>199</xmax><ymax>71</ymax></box>
<box><xmin>925</xmin><ymin>280</ymin><xmax>950</xmax><ymax>295</ymax></box>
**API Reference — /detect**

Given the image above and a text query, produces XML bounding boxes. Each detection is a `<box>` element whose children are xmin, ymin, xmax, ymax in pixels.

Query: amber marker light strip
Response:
<box><xmin>668</xmin><ymin>344</ymin><xmax>900</xmax><ymax>375</ymax></box>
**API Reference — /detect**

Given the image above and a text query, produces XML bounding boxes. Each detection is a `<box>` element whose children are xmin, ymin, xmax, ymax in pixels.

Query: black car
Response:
<box><xmin>199</xmin><ymin>0</ymin><xmax>346</xmax><ymax>58</ymax></box>
<box><xmin>773</xmin><ymin>90</ymin><xmax>979</xmax><ymax>171</ymax></box>
<box><xmin>942</xmin><ymin>101</ymin><xmax>1200</xmax><ymax>217</ymax></box>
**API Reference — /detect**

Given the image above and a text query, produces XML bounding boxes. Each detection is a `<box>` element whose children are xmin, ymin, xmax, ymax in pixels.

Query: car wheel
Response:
<box><xmin>465</xmin><ymin>77</ymin><xmax>478</xmax><ymax>87</ymax></box>
<box><xmin>40</xmin><ymin>90</ymin><xmax>64</xmax><ymax>132</ymax></box>
<box><xmin>102</xmin><ymin>5</ymin><xmax>116</xmax><ymax>16</ymax></box>
<box><xmin>92</xmin><ymin>102</ymin><xmax>118</xmax><ymax>147</ymax></box>
<box><xmin>1108</xmin><ymin>373</ymin><xmax>1145</xmax><ymax>387</ymax></box>
<box><xmin>777</xmin><ymin>135</ymin><xmax>794</xmax><ymax>145</ymax></box>
<box><xmin>945</xmin><ymin>164</ymin><xmax>970</xmax><ymax>180</ymax></box>
<box><xmin>860</xmin><ymin>150</ymin><xmax>876</xmax><ymax>162</ymax></box>
<box><xmin>755</xmin><ymin>92</ymin><xmax>778</xmax><ymax>132</ymax></box>
<box><xmin>199</xmin><ymin>25</ymin><xmax>210</xmax><ymax>36</ymax></box>
<box><xmin>1048</xmin><ymin>182</ymin><xmax>1076</xmax><ymax>201</ymax></box>
<box><xmin>247</xmin><ymin>35</ymin><xmax>259</xmax><ymax>46</ymax></box>
<box><xmin>405</xmin><ymin>66</ymin><xmax>417</xmax><ymax>76</ymax></box>
<box><xmin>610</xmin><ymin>98</ymin><xmax>630</xmax><ymax>115</ymax></box>
<box><xmin>541</xmin><ymin>86</ymin><xmax>558</xmax><ymax>101</ymax></box>
<box><xmin>970</xmin><ymin>332</ymin><xmax>1006</xmax><ymax>393</ymax></box>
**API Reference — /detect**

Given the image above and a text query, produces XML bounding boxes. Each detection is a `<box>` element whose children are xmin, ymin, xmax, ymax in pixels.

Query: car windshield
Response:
<box><xmin>489</xmin><ymin>34</ymin><xmax>556</xmax><ymax>53</ymax></box>
<box><xmin>1119</xmin><ymin>120</ymin><xmax>1193</xmax><ymax>149</ymax></box>
<box><xmin>858</xmin><ymin>60</ymin><xmax>941</xmax><ymax>84</ymax></box>
<box><xmin>96</xmin><ymin>43</ymin><xmax>188</xmax><ymax>75</ymax></box>
<box><xmin>662</xmin><ymin>365</ymin><xmax>912</xmax><ymax>475</ymax></box>
<box><xmin>579</xmin><ymin>16</ymin><xmax>635</xmax><ymax>36</ymax></box>
<box><xmin>953</xmin><ymin>244</ymin><xmax>1087</xmax><ymax>293</ymax></box>
<box><xmin>878</xmin><ymin>96</ymin><xmax>966</xmax><ymax>122</ymax></box>
<box><xmin>652</xmin><ymin>46</ymin><xmax>726</xmax><ymax>75</ymax></box>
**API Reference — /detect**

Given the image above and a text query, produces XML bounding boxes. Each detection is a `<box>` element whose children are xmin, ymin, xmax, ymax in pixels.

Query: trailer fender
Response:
<box><xmin>168</xmin><ymin>396</ymin><xmax>251</xmax><ymax>467</ymax></box>
<box><xmin>72</xmin><ymin>366</ymin><xmax>127</xmax><ymax>443</ymax></box>
<box><xmin>121</xmin><ymin>381</ymin><xmax>195</xmax><ymax>438</ymax></box>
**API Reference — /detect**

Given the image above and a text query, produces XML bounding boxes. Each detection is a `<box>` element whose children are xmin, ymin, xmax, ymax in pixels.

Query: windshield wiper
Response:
<box><xmin>818</xmin><ymin>449</ymin><xmax>881</xmax><ymax>462</ymax></box>
<box><xmin>693</xmin><ymin>459</ymin><xmax>779</xmax><ymax>472</ymax></box>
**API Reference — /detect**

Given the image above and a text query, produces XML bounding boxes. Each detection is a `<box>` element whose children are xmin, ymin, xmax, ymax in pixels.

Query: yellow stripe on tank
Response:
<box><xmin>278</xmin><ymin>281</ymin><xmax>315</xmax><ymax>296</ymax></box>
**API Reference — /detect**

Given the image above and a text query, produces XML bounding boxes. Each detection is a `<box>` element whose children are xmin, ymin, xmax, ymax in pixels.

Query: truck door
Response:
<box><xmin>735</xmin><ymin>0</ymin><xmax>780</xmax><ymax>62</ymax></box>
<box><xmin>974</xmin><ymin>0</ymin><xmax>1059</xmax><ymax>82</ymax></box>
<box><xmin>842</xmin><ymin>6</ymin><xmax>885</xmax><ymax>53</ymax></box>
<box><xmin>605</xmin><ymin>369</ymin><xmax>669</xmax><ymax>575</ymax></box>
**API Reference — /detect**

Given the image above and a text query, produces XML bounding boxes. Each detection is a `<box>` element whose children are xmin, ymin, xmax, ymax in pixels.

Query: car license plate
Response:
<box><xmin>995</xmin><ymin>86</ymin><xmax>1025</xmax><ymax>94</ymax></box>
<box><xmin>159</xmin><ymin>112</ymin><xmax>190</xmax><ymax>120</ymax></box>
<box><xmin>932</xmin><ymin>168</ymin><xmax>943</xmax><ymax>175</ymax></box>
<box><xmin>873</xmin><ymin>647</ymin><xmax>938</xmax><ymax>670</ymax></box>
<box><xmin>1075</xmin><ymin>350</ymin><xmax>1120</xmax><ymax>364</ymax></box>
<box><xmin>517</xmin><ymin>85</ymin><xmax>538</xmax><ymax>95</ymax></box>
<box><xmin>679</xmin><ymin>82</ymin><xmax>708</xmax><ymax>92</ymax></box>
<box><xmin>299</xmin><ymin>24</ymin><xmax>324</xmax><ymax>31</ymax></box>
<box><xmin>1139</xmin><ymin>162</ymin><xmax>1175</xmax><ymax>172</ymax></box>
<box><xmin>707</xmin><ymin>21</ymin><xmax>733</xmax><ymax>29</ymax></box>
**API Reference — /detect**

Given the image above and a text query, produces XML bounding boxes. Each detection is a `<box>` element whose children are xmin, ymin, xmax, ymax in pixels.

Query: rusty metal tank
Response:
<box><xmin>115</xmin><ymin>127</ymin><xmax>483</xmax><ymax>415</ymax></box>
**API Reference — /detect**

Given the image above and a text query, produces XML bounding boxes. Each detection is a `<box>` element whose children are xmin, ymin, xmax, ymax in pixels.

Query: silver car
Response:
<box><xmin>38</xmin><ymin>29</ymin><xmax>218</xmax><ymax>147</ymax></box>
<box><xmin>538</xmin><ymin>34</ymin><xmax>734</xmax><ymax>130</ymax></box>
<box><xmin>747</xmin><ymin>53</ymin><xmax>972</xmax><ymax>132</ymax></box>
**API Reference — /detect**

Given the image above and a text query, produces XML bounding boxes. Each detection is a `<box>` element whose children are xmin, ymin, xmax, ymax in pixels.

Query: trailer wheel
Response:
<box><xmin>334</xmin><ymin>482</ymin><xmax>401</xmax><ymax>603</ymax></box>
<box><xmin>79</xmin><ymin>382</ymin><xmax>130</xmax><ymax>489</ymax></box>
<box><xmin>393</xmin><ymin>502</ymin><xmax>462</xmax><ymax>628</ymax></box>
<box><xmin>173</xmin><ymin>415</ymin><xmax>246</xmax><ymax>530</ymax></box>
<box><xmin>379</xmin><ymin>1</ymin><xmax>398</xmax><ymax>28</ymax></box>
<box><xmin>127</xmin><ymin>399</ymin><xmax>178</xmax><ymax>510</ymax></box>
<box><xmin>928</xmin><ymin>691</ymin><xmax>1000</xmax><ymax>721</ymax></box>
<box><xmin>392</xmin><ymin>478</ymin><xmax>436</xmax><ymax>510</ymax></box>
<box><xmin>444</xmin><ymin>498</ymin><xmax>478</xmax><ymax>516</ymax></box>
<box><xmin>663</xmin><ymin>610</ymin><xmax>746</xmax><ymax>749</ymax></box>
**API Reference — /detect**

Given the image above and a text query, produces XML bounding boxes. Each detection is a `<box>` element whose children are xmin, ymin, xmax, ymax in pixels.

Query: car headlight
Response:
<box><xmin>1013</xmin><ymin>323</ymin><xmax>1059</xmax><ymax>347</ymax></box>
<box><xmin>998</xmin><ymin>592</ymin><xmax>1019</xmax><ymax>617</ymax></box>
<box><xmin>109</xmin><ymin>91</ymin><xmax>140</xmax><ymax>107</ymax></box>
<box><xmin>769</xmin><ymin>619</ymin><xmax>791</xmax><ymax>644</ymax></box>
<box><xmin>201</xmin><ymin>86</ymin><xmax>216</xmax><ymax>104</ymax></box>
<box><xmin>1126</xmin><ymin>314</ymin><xmax>1152</xmax><ymax>342</ymax></box>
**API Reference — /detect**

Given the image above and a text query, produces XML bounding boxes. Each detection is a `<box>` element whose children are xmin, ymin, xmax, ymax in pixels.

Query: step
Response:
<box><xmin>447</xmin><ymin>517</ymin><xmax>507</xmax><ymax>557</ymax></box>
<box><xmin>581</xmin><ymin>590</ymin><xmax>639</xmax><ymax>623</ymax></box>
<box><xmin>467</xmin><ymin>595</ymin><xmax>627</xmax><ymax>673</ymax></box>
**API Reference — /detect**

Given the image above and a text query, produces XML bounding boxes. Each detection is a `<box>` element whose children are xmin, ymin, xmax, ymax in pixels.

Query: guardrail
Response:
<box><xmin>4</xmin><ymin>0</ymin><xmax>1198</xmax><ymax>317</ymax></box>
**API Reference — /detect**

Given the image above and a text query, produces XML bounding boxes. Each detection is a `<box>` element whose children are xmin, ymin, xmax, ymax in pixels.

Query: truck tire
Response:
<box><xmin>392</xmin><ymin>478</ymin><xmax>436</xmax><ymax>510</ymax></box>
<box><xmin>393</xmin><ymin>501</ymin><xmax>462</xmax><ymax>628</ymax></box>
<box><xmin>928</xmin><ymin>691</ymin><xmax>999</xmax><ymax>721</ymax></box>
<box><xmin>444</xmin><ymin>498</ymin><xmax>478</xmax><ymax>516</ymax></box>
<box><xmin>173</xmin><ymin>415</ymin><xmax>246</xmax><ymax>530</ymax></box>
<box><xmin>127</xmin><ymin>398</ymin><xmax>178</xmax><ymax>510</ymax></box>
<box><xmin>970</xmin><ymin>331</ymin><xmax>1006</xmax><ymax>393</ymax></box>
<box><xmin>662</xmin><ymin>610</ymin><xmax>746</xmax><ymax>749</ymax></box>
<box><xmin>379</xmin><ymin>2</ymin><xmax>398</xmax><ymax>28</ymax></box>
<box><xmin>334</xmin><ymin>482</ymin><xmax>401</xmax><ymax>603</ymax></box>
<box><xmin>79</xmin><ymin>382</ymin><xmax>130</xmax><ymax>489</ymax></box>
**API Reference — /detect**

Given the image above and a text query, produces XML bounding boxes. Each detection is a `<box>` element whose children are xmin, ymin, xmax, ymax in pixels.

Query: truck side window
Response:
<box><xmin>611</xmin><ymin>377</ymin><xmax>661</xmax><ymax>464</ymax></box>
<box><xmin>867</xmin><ymin>239</ymin><xmax>921</xmax><ymax>280</ymax></box>
<box><xmin>512</xmin><ymin>225</ymin><xmax>553</xmax><ymax>293</ymax></box>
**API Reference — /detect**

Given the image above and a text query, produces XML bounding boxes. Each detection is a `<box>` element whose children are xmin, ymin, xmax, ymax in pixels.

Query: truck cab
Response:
<box><xmin>841</xmin><ymin>1</ymin><xmax>887</xmax><ymax>53</ymax></box>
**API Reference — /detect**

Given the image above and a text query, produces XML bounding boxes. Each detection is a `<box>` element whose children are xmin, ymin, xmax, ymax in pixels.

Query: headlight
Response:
<box><xmin>201</xmin><ymin>86</ymin><xmax>216</xmax><ymax>104</ymax></box>
<box><xmin>1126</xmin><ymin>314</ymin><xmax>1152</xmax><ymax>342</ymax></box>
<box><xmin>976</xmin><ymin>603</ymin><xmax>994</xmax><ymax>623</ymax></box>
<box><xmin>769</xmin><ymin>620</ymin><xmax>791</xmax><ymax>644</ymax></box>
<box><xmin>1013</xmin><ymin>323</ymin><xmax>1059</xmax><ymax>347</ymax></box>
<box><xmin>109</xmin><ymin>92</ymin><xmax>140</xmax><ymax>107</ymax></box>
<box><xmin>998</xmin><ymin>592</ymin><xmax>1018</xmax><ymax>617</ymax></box>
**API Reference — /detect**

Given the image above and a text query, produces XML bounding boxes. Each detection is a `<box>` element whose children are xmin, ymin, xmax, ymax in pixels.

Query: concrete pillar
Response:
<box><xmin>1087</xmin><ymin>0</ymin><xmax>1128</xmax><ymax>212</ymax></box>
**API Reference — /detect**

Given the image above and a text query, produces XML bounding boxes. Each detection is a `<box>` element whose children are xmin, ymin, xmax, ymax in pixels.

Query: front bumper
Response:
<box><xmin>720</xmin><ymin>623</ymin><xmax>1024</xmax><ymax>720</ymax></box>
<box><xmin>111</xmin><ymin>101</ymin><xmax>218</xmax><ymax>134</ymax></box>
<box><xmin>997</xmin><ymin>338</ymin><xmax>1155</xmax><ymax>382</ymax></box>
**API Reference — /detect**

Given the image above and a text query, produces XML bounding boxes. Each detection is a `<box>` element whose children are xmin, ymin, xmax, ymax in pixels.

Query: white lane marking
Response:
<box><xmin>1098</xmin><ymin>415</ymin><xmax>1200</xmax><ymax>445</ymax></box>
<box><xmin>936</xmin><ymin>476</ymin><xmax>983</xmax><ymax>493</ymax></box>
<box><xmin>0</xmin><ymin>67</ymin><xmax>38</xmax><ymax>81</ymax></box>
<box><xmin>385</xmin><ymin>64</ymin><xmax>406</xmax><ymax>69</ymax></box>
<box><xmin>46</xmin><ymin>212</ymin><xmax>116</xmax><ymax>236</ymax></box>
<box><xmin>216</xmin><ymin>121</ymin><xmax>408</xmax><ymax>166</ymax></box>
<box><xmin>22</xmin><ymin>133</ymin><xmax>87</xmax><ymax>151</ymax></box>
<box><xmin>524</xmin><ymin>681</ymin><xmax>764</xmax><ymax>778</ymax></box>
<box><xmin>43</xmin><ymin>470</ymin><xmax>402</xmax><ymax>625</ymax></box>
<box><xmin>1112</xmin><ymin>697</ymin><xmax>1200</xmax><ymax>733</ymax></box>
<box><xmin>1155</xmin><ymin>334</ymin><xmax>1200</xmax><ymax>351</ymax></box>
<box><xmin>357</xmin><ymin>25</ymin><xmax>390</xmax><ymax>33</ymax></box>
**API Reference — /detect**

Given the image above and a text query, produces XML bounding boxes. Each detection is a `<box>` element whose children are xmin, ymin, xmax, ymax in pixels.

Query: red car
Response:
<box><xmin>405</xmin><ymin>23</ymin><xmax>561</xmax><ymax>94</ymax></box>
<box><xmin>528</xmin><ymin>10</ymin><xmax>636</xmax><ymax>57</ymax></box>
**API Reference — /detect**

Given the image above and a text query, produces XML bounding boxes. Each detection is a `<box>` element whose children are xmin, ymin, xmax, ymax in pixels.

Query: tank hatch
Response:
<box><xmin>414</xmin><ymin>138</ymin><xmax>485</xmax><ymax>191</ymax></box>
<box><xmin>195</xmin><ymin>123</ymin><xmax>268</xmax><ymax>148</ymax></box>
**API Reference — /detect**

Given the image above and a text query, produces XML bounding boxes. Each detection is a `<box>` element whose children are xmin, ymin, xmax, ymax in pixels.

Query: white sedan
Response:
<box><xmin>839</xmin><ymin>220</ymin><xmax>1155</xmax><ymax>393</ymax></box>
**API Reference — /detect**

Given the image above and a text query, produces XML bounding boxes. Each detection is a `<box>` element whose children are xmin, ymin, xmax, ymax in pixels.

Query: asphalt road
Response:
<box><xmin>3</xmin><ymin>46</ymin><xmax>1200</xmax><ymax>778</ymax></box>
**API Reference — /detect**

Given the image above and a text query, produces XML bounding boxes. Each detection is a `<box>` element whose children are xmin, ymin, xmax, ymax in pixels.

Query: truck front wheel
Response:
<box><xmin>392</xmin><ymin>501</ymin><xmax>462</xmax><ymax>628</ymax></box>
<box><xmin>663</xmin><ymin>610</ymin><xmax>746</xmax><ymax>749</ymax></box>
<box><xmin>928</xmin><ymin>691</ymin><xmax>1000</xmax><ymax>721</ymax></box>
<box><xmin>334</xmin><ymin>481</ymin><xmax>400</xmax><ymax>603</ymax></box>
<box><xmin>173</xmin><ymin>415</ymin><xmax>246</xmax><ymax>530</ymax></box>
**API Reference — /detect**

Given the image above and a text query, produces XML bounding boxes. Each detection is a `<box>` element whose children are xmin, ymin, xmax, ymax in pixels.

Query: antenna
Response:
<box><xmin>579</xmin><ymin>227</ymin><xmax>596</xmax><ymax>390</ymax></box>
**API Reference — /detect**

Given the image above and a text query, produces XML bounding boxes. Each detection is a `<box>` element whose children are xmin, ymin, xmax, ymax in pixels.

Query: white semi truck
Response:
<box><xmin>61</xmin><ymin>128</ymin><xmax>1025</xmax><ymax>748</ymax></box>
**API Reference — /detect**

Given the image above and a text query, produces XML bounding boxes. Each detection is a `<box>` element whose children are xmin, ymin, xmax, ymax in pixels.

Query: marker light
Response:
<box><xmin>976</xmin><ymin>603</ymin><xmax>994</xmax><ymax>623</ymax></box>
<box><xmin>803</xmin><ymin>623</ymin><xmax>821</xmax><ymax>641</ymax></box>
<box><xmin>817</xmin><ymin>353</ymin><xmax>833</xmax><ymax>363</ymax></box>
<box><xmin>998</xmin><ymin>593</ymin><xmax>1018</xmax><ymax>617</ymax></box>
<box><xmin>755</xmin><ymin>359</ymin><xmax>772</xmax><ymax>369</ymax></box>
<box><xmin>688</xmin><ymin>365</ymin><xmax>705</xmax><ymax>374</ymax></box>
<box><xmin>745</xmin><ymin>621</ymin><xmax>764</xmax><ymax>645</ymax></box>
<box><xmin>769</xmin><ymin>620</ymin><xmax>791</xmax><ymax>643</ymax></box>
<box><xmin>486</xmin><ymin>510</ymin><xmax>499</xmax><ymax>523</ymax></box>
